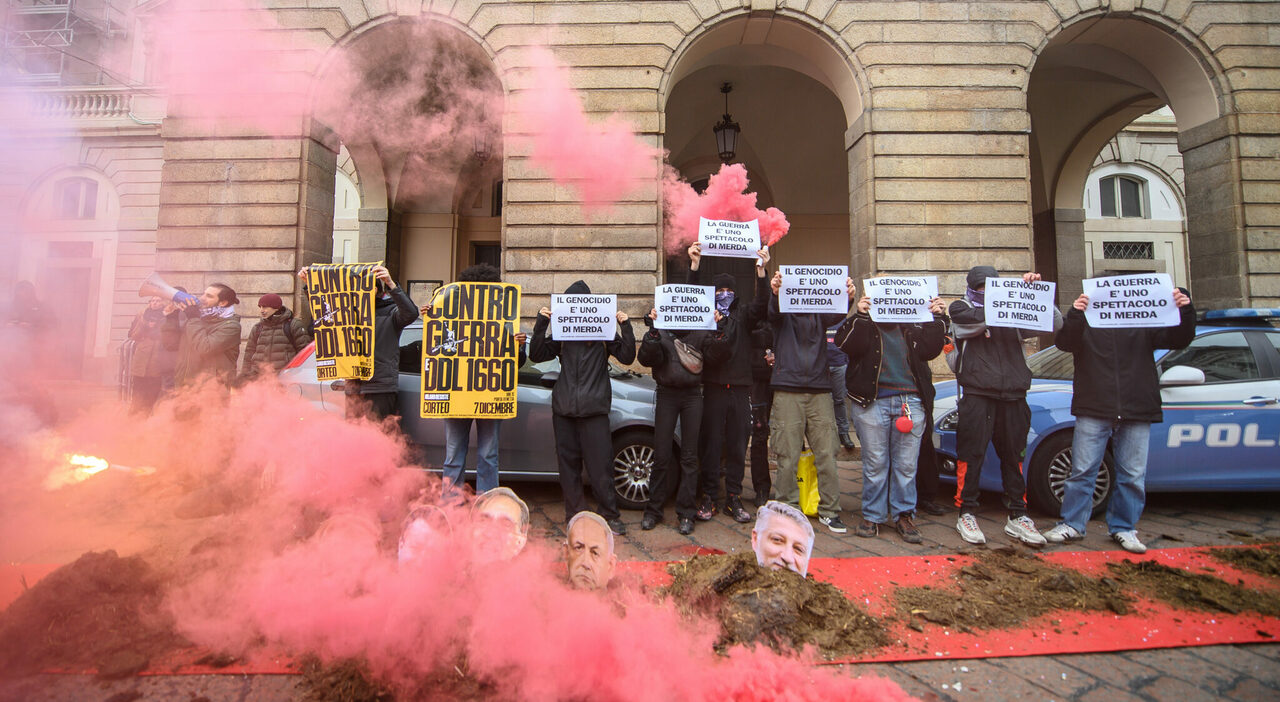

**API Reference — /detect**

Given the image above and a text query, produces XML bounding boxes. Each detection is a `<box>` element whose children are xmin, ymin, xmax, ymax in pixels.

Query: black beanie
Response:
<box><xmin>564</xmin><ymin>280</ymin><xmax>591</xmax><ymax>294</ymax></box>
<box><xmin>712</xmin><ymin>273</ymin><xmax>736</xmax><ymax>291</ymax></box>
<box><xmin>966</xmin><ymin>265</ymin><xmax>998</xmax><ymax>290</ymax></box>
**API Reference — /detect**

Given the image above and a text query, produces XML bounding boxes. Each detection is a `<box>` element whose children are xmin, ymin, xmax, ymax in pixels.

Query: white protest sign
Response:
<box><xmin>698</xmin><ymin>217</ymin><xmax>761</xmax><ymax>259</ymax></box>
<box><xmin>778</xmin><ymin>265</ymin><xmax>848</xmax><ymax>314</ymax></box>
<box><xmin>984</xmin><ymin>278</ymin><xmax>1057</xmax><ymax>332</ymax></box>
<box><xmin>552</xmin><ymin>294</ymin><xmax>617</xmax><ymax>341</ymax></box>
<box><xmin>654</xmin><ymin>284</ymin><xmax>716</xmax><ymax>330</ymax></box>
<box><xmin>862</xmin><ymin>276</ymin><xmax>936</xmax><ymax>323</ymax></box>
<box><xmin>1082</xmin><ymin>273</ymin><xmax>1180</xmax><ymax>328</ymax></box>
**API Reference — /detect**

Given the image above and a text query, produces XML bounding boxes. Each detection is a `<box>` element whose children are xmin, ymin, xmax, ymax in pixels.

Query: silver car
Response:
<box><xmin>279</xmin><ymin>322</ymin><xmax>662</xmax><ymax>509</ymax></box>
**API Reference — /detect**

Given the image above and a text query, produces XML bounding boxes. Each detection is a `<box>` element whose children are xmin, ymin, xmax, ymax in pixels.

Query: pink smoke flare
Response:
<box><xmin>662</xmin><ymin>163</ymin><xmax>791</xmax><ymax>256</ymax></box>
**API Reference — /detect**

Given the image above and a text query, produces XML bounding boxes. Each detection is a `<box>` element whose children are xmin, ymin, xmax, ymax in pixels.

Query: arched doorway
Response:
<box><xmin>661</xmin><ymin>14</ymin><xmax>866</xmax><ymax>295</ymax></box>
<box><xmin>1028</xmin><ymin>17</ymin><xmax>1228</xmax><ymax>305</ymax></box>
<box><xmin>311</xmin><ymin>18</ymin><xmax>504</xmax><ymax>304</ymax></box>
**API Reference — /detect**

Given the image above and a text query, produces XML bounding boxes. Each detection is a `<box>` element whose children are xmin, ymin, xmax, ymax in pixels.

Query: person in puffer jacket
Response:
<box><xmin>767</xmin><ymin>270</ymin><xmax>857</xmax><ymax>535</ymax></box>
<box><xmin>637</xmin><ymin>307</ymin><xmax>729</xmax><ymax>535</ymax></box>
<box><xmin>1042</xmin><ymin>282</ymin><xmax>1194</xmax><ymax>554</ymax></box>
<box><xmin>529</xmin><ymin>280</ymin><xmax>636</xmax><ymax>535</ymax></box>
<box><xmin>240</xmin><ymin>293</ymin><xmax>312</xmax><ymax>382</ymax></box>
<box><xmin>949</xmin><ymin>265</ymin><xmax>1062</xmax><ymax>547</ymax></box>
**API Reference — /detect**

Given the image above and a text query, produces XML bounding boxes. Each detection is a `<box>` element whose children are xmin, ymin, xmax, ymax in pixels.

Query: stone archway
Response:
<box><xmin>1027</xmin><ymin>15</ymin><xmax>1239</xmax><ymax>306</ymax></box>
<box><xmin>662</xmin><ymin>14</ymin><xmax>867</xmax><ymax>286</ymax></box>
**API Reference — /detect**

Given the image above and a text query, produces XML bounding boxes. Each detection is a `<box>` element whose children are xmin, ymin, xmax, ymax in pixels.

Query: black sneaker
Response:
<box><xmin>695</xmin><ymin>495</ymin><xmax>716</xmax><ymax>521</ymax></box>
<box><xmin>818</xmin><ymin>515</ymin><xmax>849</xmax><ymax>534</ymax></box>
<box><xmin>677</xmin><ymin>517</ymin><xmax>694</xmax><ymax>535</ymax></box>
<box><xmin>607</xmin><ymin>518</ymin><xmax>627</xmax><ymax>536</ymax></box>
<box><xmin>839</xmin><ymin>433</ymin><xmax>856</xmax><ymax>449</ymax></box>
<box><xmin>917</xmin><ymin>500</ymin><xmax>948</xmax><ymax>516</ymax></box>
<box><xmin>725</xmin><ymin>496</ymin><xmax>752</xmax><ymax>523</ymax></box>
<box><xmin>640</xmin><ymin>515</ymin><xmax>658</xmax><ymax>531</ymax></box>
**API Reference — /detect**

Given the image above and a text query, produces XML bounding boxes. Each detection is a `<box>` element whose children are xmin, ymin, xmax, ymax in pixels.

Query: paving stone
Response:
<box><xmin>1136</xmin><ymin>675</ymin><xmax>1220</xmax><ymax>702</ymax></box>
<box><xmin>1222</xmin><ymin>676</ymin><xmax>1280</xmax><ymax>702</ymax></box>
<box><xmin>987</xmin><ymin>655</ymin><xmax>1099</xmax><ymax>698</ymax></box>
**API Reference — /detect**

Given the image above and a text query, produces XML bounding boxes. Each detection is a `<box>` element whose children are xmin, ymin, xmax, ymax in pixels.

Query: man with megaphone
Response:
<box><xmin>160</xmin><ymin>280</ymin><xmax>243</xmax><ymax>389</ymax></box>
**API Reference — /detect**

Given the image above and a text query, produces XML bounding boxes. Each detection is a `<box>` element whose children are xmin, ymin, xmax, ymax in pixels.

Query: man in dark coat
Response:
<box><xmin>1043</xmin><ymin>283</ymin><xmax>1194</xmax><ymax>553</ymax></box>
<box><xmin>529</xmin><ymin>281</ymin><xmax>635</xmax><ymax>535</ymax></box>
<box><xmin>637</xmin><ymin>306</ymin><xmax>728</xmax><ymax>534</ymax></box>
<box><xmin>240</xmin><ymin>293</ymin><xmax>312</xmax><ymax>381</ymax></box>
<box><xmin>949</xmin><ymin>265</ymin><xmax>1062</xmax><ymax>547</ymax></box>
<box><xmin>166</xmin><ymin>283</ymin><xmax>243</xmax><ymax>389</ymax></box>
<box><xmin>686</xmin><ymin>242</ymin><xmax>771</xmax><ymax>523</ymax></box>
<box><xmin>767</xmin><ymin>270</ymin><xmax>857</xmax><ymax>534</ymax></box>
<box><xmin>342</xmin><ymin>265</ymin><xmax>419</xmax><ymax>421</ymax></box>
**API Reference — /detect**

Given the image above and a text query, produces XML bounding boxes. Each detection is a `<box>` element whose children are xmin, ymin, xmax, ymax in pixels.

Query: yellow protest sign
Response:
<box><xmin>306</xmin><ymin>262</ymin><xmax>379</xmax><ymax>382</ymax></box>
<box><xmin>420</xmin><ymin>282</ymin><xmax>522</xmax><ymax>419</ymax></box>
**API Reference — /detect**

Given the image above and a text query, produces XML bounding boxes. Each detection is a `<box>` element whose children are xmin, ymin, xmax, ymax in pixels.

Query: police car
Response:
<box><xmin>931</xmin><ymin>309</ymin><xmax>1280</xmax><ymax>515</ymax></box>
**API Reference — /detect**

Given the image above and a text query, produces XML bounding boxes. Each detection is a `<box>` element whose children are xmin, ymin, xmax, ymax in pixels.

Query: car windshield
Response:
<box><xmin>1027</xmin><ymin>346</ymin><xmax>1074</xmax><ymax>380</ymax></box>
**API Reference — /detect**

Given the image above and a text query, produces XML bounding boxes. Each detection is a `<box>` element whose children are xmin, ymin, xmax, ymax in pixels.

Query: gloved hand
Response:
<box><xmin>173</xmin><ymin>291</ymin><xmax>199</xmax><ymax>306</ymax></box>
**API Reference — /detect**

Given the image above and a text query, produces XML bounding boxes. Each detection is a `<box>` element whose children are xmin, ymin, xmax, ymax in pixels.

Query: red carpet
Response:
<box><xmin>3</xmin><ymin>546</ymin><xmax>1276</xmax><ymax>673</ymax></box>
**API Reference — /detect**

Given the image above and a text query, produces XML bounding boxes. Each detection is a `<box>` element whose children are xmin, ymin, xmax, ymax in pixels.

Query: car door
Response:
<box><xmin>1152</xmin><ymin>329</ymin><xmax>1280</xmax><ymax>490</ymax></box>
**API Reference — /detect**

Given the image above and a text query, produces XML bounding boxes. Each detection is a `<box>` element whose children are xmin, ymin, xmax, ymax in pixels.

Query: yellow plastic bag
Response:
<box><xmin>797</xmin><ymin>450</ymin><xmax>819</xmax><ymax>516</ymax></box>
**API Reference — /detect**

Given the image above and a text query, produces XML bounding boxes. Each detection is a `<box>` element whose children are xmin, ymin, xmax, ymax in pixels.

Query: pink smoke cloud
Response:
<box><xmin>662</xmin><ymin>163</ymin><xmax>791</xmax><ymax>256</ymax></box>
<box><xmin>521</xmin><ymin>48</ymin><xmax>662</xmax><ymax>214</ymax></box>
<box><xmin>1</xmin><ymin>375</ymin><xmax>909</xmax><ymax>701</ymax></box>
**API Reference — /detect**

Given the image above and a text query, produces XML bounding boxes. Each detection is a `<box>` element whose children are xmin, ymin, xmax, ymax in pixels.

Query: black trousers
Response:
<box><xmin>553</xmin><ymin>413</ymin><xmax>619</xmax><ymax>521</ymax></box>
<box><xmin>647</xmin><ymin>386</ymin><xmax>702</xmax><ymax>521</ymax></box>
<box><xmin>916</xmin><ymin>416</ymin><xmax>941</xmax><ymax>504</ymax></box>
<box><xmin>954</xmin><ymin>393</ymin><xmax>1031</xmax><ymax>515</ymax></box>
<box><xmin>699</xmin><ymin>383</ymin><xmax>752</xmax><ymax>502</ymax></box>
<box><xmin>130</xmin><ymin>376</ymin><xmax>162</xmax><ymax>414</ymax></box>
<box><xmin>749</xmin><ymin>380</ymin><xmax>773</xmax><ymax>501</ymax></box>
<box><xmin>346</xmin><ymin>391</ymin><xmax>399</xmax><ymax>422</ymax></box>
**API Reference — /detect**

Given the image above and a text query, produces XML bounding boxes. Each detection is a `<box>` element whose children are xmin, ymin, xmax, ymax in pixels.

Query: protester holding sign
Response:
<box><xmin>836</xmin><ymin>289</ymin><xmax>947</xmax><ymax>543</ymax></box>
<box><xmin>767</xmin><ymin>270</ymin><xmax>857</xmax><ymax>534</ymax></box>
<box><xmin>301</xmin><ymin>264</ymin><xmax>418</xmax><ymax>421</ymax></box>
<box><xmin>949</xmin><ymin>266</ymin><xmax>1063</xmax><ymax>546</ymax></box>
<box><xmin>530</xmin><ymin>280</ymin><xmax>635</xmax><ymax>535</ymax></box>
<box><xmin>686</xmin><ymin>242</ymin><xmax>771</xmax><ymax>524</ymax></box>
<box><xmin>636</xmin><ymin>307</ymin><xmax>729</xmax><ymax>534</ymax></box>
<box><xmin>426</xmin><ymin>264</ymin><xmax>527</xmax><ymax>495</ymax></box>
<box><xmin>1043</xmin><ymin>282</ymin><xmax>1194</xmax><ymax>554</ymax></box>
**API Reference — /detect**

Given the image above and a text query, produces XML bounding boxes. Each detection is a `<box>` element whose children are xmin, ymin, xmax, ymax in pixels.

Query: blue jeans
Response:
<box><xmin>828</xmin><ymin>364</ymin><xmax>850</xmax><ymax>436</ymax></box>
<box><xmin>850</xmin><ymin>393</ymin><xmax>924</xmax><ymax>524</ymax></box>
<box><xmin>1060</xmin><ymin>416</ymin><xmax>1150</xmax><ymax>535</ymax></box>
<box><xmin>443</xmin><ymin>417</ymin><xmax>501</xmax><ymax>494</ymax></box>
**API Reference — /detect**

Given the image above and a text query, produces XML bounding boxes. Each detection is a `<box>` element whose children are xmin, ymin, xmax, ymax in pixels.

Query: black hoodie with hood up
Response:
<box><xmin>529</xmin><ymin>280</ymin><xmax>636</xmax><ymax>417</ymax></box>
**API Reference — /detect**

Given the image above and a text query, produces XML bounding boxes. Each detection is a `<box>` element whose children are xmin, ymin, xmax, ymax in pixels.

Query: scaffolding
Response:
<box><xmin>3</xmin><ymin>0</ymin><xmax>130</xmax><ymax>85</ymax></box>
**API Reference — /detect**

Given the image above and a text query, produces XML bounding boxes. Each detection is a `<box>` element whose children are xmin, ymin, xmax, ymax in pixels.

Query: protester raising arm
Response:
<box><xmin>373</xmin><ymin>265</ymin><xmax>419</xmax><ymax>330</ymax></box>
<box><xmin>1149</xmin><ymin>289</ymin><xmax>1195</xmax><ymax>350</ymax></box>
<box><xmin>606</xmin><ymin>310</ymin><xmax>637</xmax><ymax>365</ymax></box>
<box><xmin>528</xmin><ymin>306</ymin><xmax>560</xmax><ymax>363</ymax></box>
<box><xmin>910</xmin><ymin>297</ymin><xmax>949</xmax><ymax>361</ymax></box>
<box><xmin>1054</xmin><ymin>294</ymin><xmax>1090</xmax><ymax>353</ymax></box>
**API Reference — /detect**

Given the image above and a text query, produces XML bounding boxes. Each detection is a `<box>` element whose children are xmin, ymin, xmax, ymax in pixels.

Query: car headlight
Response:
<box><xmin>936</xmin><ymin>409</ymin><xmax>959</xmax><ymax>432</ymax></box>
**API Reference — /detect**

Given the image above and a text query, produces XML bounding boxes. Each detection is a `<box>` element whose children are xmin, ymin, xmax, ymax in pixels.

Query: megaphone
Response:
<box><xmin>139</xmin><ymin>273</ymin><xmax>199</xmax><ymax>306</ymax></box>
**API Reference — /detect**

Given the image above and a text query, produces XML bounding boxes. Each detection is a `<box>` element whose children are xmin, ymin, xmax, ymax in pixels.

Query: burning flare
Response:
<box><xmin>44</xmin><ymin>454</ymin><xmax>154</xmax><ymax>490</ymax></box>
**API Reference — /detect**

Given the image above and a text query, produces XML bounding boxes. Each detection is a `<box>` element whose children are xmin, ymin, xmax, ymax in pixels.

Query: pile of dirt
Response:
<box><xmin>894</xmin><ymin>548</ymin><xmax>1132</xmax><ymax>632</ymax></box>
<box><xmin>0</xmin><ymin>551</ymin><xmax>188</xmax><ymax>677</ymax></box>
<box><xmin>1209</xmin><ymin>543</ymin><xmax>1280</xmax><ymax>578</ymax></box>
<box><xmin>663</xmin><ymin>552</ymin><xmax>887</xmax><ymax>658</ymax></box>
<box><xmin>1107</xmin><ymin>559</ymin><xmax>1280</xmax><ymax>616</ymax></box>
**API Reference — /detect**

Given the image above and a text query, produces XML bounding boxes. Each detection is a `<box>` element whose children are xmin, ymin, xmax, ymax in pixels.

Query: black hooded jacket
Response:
<box><xmin>529</xmin><ymin>280</ymin><xmax>636</xmax><ymax>417</ymax></box>
<box><xmin>688</xmin><ymin>268</ymin><xmax>769</xmax><ymax>387</ymax></box>
<box><xmin>1054</xmin><ymin>301</ymin><xmax>1195</xmax><ymax>423</ymax></box>
<box><xmin>358</xmin><ymin>287</ymin><xmax>420</xmax><ymax>394</ymax></box>
<box><xmin>768</xmin><ymin>293</ymin><xmax>847</xmax><ymax>394</ymax></box>
<box><xmin>638</xmin><ymin>327</ymin><xmax>730</xmax><ymax>389</ymax></box>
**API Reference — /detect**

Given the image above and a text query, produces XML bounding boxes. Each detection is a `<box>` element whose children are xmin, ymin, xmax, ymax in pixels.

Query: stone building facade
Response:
<box><xmin>2</xmin><ymin>0</ymin><xmax>1277</xmax><ymax>383</ymax></box>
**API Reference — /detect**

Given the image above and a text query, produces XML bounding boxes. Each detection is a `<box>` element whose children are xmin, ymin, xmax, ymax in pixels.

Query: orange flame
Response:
<box><xmin>43</xmin><ymin>453</ymin><xmax>154</xmax><ymax>490</ymax></box>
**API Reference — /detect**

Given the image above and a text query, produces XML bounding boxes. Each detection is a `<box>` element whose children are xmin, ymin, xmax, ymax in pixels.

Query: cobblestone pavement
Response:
<box><xmin>4</xmin><ymin>451</ymin><xmax>1277</xmax><ymax>701</ymax></box>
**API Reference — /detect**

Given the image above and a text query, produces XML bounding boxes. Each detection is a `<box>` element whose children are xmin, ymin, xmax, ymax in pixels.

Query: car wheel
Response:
<box><xmin>1027</xmin><ymin>431</ymin><xmax>1115</xmax><ymax>518</ymax></box>
<box><xmin>611</xmin><ymin>429</ymin><xmax>655</xmax><ymax>511</ymax></box>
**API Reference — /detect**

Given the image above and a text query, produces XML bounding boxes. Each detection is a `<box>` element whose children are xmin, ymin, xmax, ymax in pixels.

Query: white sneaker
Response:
<box><xmin>1112</xmin><ymin>530</ymin><xmax>1147</xmax><ymax>554</ymax></box>
<box><xmin>1005</xmin><ymin>515</ymin><xmax>1047</xmax><ymax>546</ymax></box>
<box><xmin>1043</xmin><ymin>523</ymin><xmax>1084</xmax><ymax>543</ymax></box>
<box><xmin>956</xmin><ymin>513</ymin><xmax>986</xmax><ymax>544</ymax></box>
